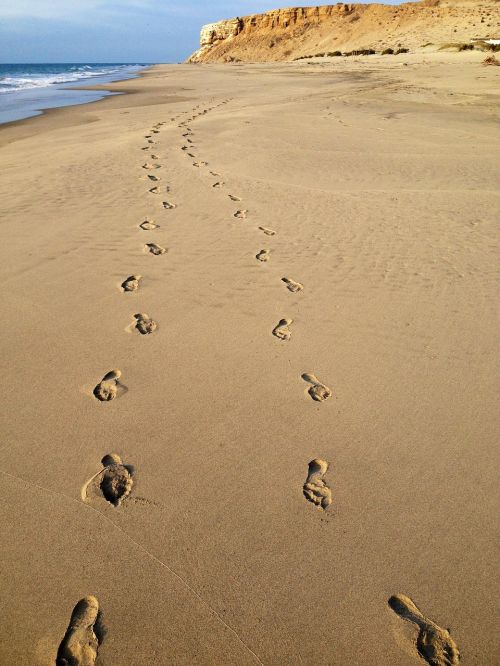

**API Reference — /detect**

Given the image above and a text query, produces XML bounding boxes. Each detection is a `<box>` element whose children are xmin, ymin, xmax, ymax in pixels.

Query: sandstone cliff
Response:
<box><xmin>188</xmin><ymin>1</ymin><xmax>500</xmax><ymax>62</ymax></box>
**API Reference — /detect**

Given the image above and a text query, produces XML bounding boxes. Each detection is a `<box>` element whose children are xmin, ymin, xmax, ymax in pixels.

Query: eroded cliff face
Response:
<box><xmin>187</xmin><ymin>1</ymin><xmax>499</xmax><ymax>62</ymax></box>
<box><xmin>196</xmin><ymin>18</ymin><xmax>243</xmax><ymax>60</ymax></box>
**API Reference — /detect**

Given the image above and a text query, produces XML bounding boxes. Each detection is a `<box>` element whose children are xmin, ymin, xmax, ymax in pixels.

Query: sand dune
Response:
<box><xmin>0</xmin><ymin>51</ymin><xmax>498</xmax><ymax>664</ymax></box>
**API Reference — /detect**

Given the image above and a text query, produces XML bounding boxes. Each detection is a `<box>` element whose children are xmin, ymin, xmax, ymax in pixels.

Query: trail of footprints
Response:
<box><xmin>74</xmin><ymin>102</ymin><xmax>462</xmax><ymax>665</ymax></box>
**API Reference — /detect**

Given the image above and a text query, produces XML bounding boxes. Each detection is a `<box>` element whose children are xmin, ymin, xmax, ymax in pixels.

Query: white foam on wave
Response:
<box><xmin>0</xmin><ymin>65</ymin><xmax>137</xmax><ymax>93</ymax></box>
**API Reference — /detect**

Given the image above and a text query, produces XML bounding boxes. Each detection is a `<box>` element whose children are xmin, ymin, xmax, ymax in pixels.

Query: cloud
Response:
<box><xmin>0</xmin><ymin>0</ymin><xmax>400</xmax><ymax>20</ymax></box>
<box><xmin>0</xmin><ymin>0</ymin><xmax>176</xmax><ymax>20</ymax></box>
<box><xmin>0</xmin><ymin>1</ymin><xmax>97</xmax><ymax>19</ymax></box>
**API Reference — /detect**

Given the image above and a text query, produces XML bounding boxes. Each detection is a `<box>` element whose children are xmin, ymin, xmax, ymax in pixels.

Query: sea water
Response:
<box><xmin>0</xmin><ymin>63</ymin><xmax>150</xmax><ymax>125</ymax></box>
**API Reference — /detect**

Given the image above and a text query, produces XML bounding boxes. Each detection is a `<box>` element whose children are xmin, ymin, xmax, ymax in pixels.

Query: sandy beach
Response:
<box><xmin>0</xmin><ymin>52</ymin><xmax>498</xmax><ymax>665</ymax></box>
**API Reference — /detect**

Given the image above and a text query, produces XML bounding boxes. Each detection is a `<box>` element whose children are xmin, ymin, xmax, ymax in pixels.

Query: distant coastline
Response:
<box><xmin>0</xmin><ymin>63</ymin><xmax>153</xmax><ymax>125</ymax></box>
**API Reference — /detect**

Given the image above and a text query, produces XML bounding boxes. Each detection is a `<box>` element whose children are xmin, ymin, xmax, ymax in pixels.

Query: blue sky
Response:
<box><xmin>0</xmin><ymin>1</ymin><xmax>403</xmax><ymax>63</ymax></box>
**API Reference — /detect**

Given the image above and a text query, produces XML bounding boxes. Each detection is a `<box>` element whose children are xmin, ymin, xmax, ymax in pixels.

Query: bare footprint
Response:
<box><xmin>303</xmin><ymin>459</ymin><xmax>332</xmax><ymax>510</ymax></box>
<box><xmin>133</xmin><ymin>313</ymin><xmax>157</xmax><ymax>335</ymax></box>
<box><xmin>145</xmin><ymin>243</ymin><xmax>166</xmax><ymax>255</ymax></box>
<box><xmin>142</xmin><ymin>163</ymin><xmax>161</xmax><ymax>170</ymax></box>
<box><xmin>282</xmin><ymin>277</ymin><xmax>303</xmax><ymax>293</ymax></box>
<box><xmin>228</xmin><ymin>194</ymin><xmax>242</xmax><ymax>202</ymax></box>
<box><xmin>301</xmin><ymin>373</ymin><xmax>331</xmax><ymax>402</ymax></box>
<box><xmin>272</xmin><ymin>318</ymin><xmax>292</xmax><ymax>341</ymax></box>
<box><xmin>81</xmin><ymin>454</ymin><xmax>134</xmax><ymax>507</ymax></box>
<box><xmin>162</xmin><ymin>201</ymin><xmax>176</xmax><ymax>210</ymax></box>
<box><xmin>256</xmin><ymin>249</ymin><xmax>270</xmax><ymax>262</ymax></box>
<box><xmin>100</xmin><ymin>453</ymin><xmax>133</xmax><ymax>505</ymax></box>
<box><xmin>56</xmin><ymin>596</ymin><xmax>100</xmax><ymax>666</ymax></box>
<box><xmin>140</xmin><ymin>219</ymin><xmax>159</xmax><ymax>230</ymax></box>
<box><xmin>234</xmin><ymin>209</ymin><xmax>248</xmax><ymax>219</ymax></box>
<box><xmin>259</xmin><ymin>226</ymin><xmax>276</xmax><ymax>236</ymax></box>
<box><xmin>93</xmin><ymin>370</ymin><xmax>124</xmax><ymax>402</ymax></box>
<box><xmin>388</xmin><ymin>595</ymin><xmax>460</xmax><ymax>666</ymax></box>
<box><xmin>121</xmin><ymin>275</ymin><xmax>141</xmax><ymax>292</ymax></box>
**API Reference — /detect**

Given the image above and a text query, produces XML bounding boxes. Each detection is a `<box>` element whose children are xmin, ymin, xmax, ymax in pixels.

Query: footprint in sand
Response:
<box><xmin>259</xmin><ymin>226</ymin><xmax>276</xmax><ymax>236</ymax></box>
<box><xmin>162</xmin><ymin>201</ymin><xmax>176</xmax><ymax>210</ymax></box>
<box><xmin>272</xmin><ymin>318</ymin><xmax>292</xmax><ymax>341</ymax></box>
<box><xmin>142</xmin><ymin>163</ymin><xmax>161</xmax><ymax>170</ymax></box>
<box><xmin>140</xmin><ymin>219</ymin><xmax>159</xmax><ymax>230</ymax></box>
<box><xmin>388</xmin><ymin>595</ymin><xmax>460</xmax><ymax>666</ymax></box>
<box><xmin>187</xmin><ymin>153</ymin><xmax>196</xmax><ymax>158</ymax></box>
<box><xmin>56</xmin><ymin>596</ymin><xmax>100</xmax><ymax>666</ymax></box>
<box><xmin>81</xmin><ymin>454</ymin><xmax>134</xmax><ymax>507</ymax></box>
<box><xmin>150</xmin><ymin>154</ymin><xmax>159</xmax><ymax>160</ymax></box>
<box><xmin>282</xmin><ymin>277</ymin><xmax>303</xmax><ymax>293</ymax></box>
<box><xmin>210</xmin><ymin>171</ymin><xmax>221</xmax><ymax>177</ymax></box>
<box><xmin>213</xmin><ymin>181</ymin><xmax>225</xmax><ymax>188</ymax></box>
<box><xmin>301</xmin><ymin>373</ymin><xmax>332</xmax><ymax>402</ymax></box>
<box><xmin>99</xmin><ymin>454</ymin><xmax>133</xmax><ymax>505</ymax></box>
<box><xmin>147</xmin><ymin>174</ymin><xmax>160</xmax><ymax>182</ymax></box>
<box><xmin>228</xmin><ymin>194</ymin><xmax>242</xmax><ymax>202</ymax></box>
<box><xmin>147</xmin><ymin>139</ymin><xmax>156</xmax><ymax>145</ymax></box>
<box><xmin>234</xmin><ymin>210</ymin><xmax>248</xmax><ymax>219</ymax></box>
<box><xmin>93</xmin><ymin>370</ymin><xmax>124</xmax><ymax>402</ymax></box>
<box><xmin>145</xmin><ymin>243</ymin><xmax>166</xmax><ymax>255</ymax></box>
<box><xmin>181</xmin><ymin>146</ymin><xmax>189</xmax><ymax>151</ymax></box>
<box><xmin>150</xmin><ymin>185</ymin><xmax>169</xmax><ymax>195</ymax></box>
<box><xmin>193</xmin><ymin>161</ymin><xmax>208</xmax><ymax>168</ymax></box>
<box><xmin>303</xmin><ymin>459</ymin><xmax>332</xmax><ymax>510</ymax></box>
<box><xmin>256</xmin><ymin>249</ymin><xmax>270</xmax><ymax>262</ymax></box>
<box><xmin>121</xmin><ymin>275</ymin><xmax>141</xmax><ymax>292</ymax></box>
<box><xmin>141</xmin><ymin>146</ymin><xmax>150</xmax><ymax>151</ymax></box>
<box><xmin>133</xmin><ymin>313</ymin><xmax>157</xmax><ymax>335</ymax></box>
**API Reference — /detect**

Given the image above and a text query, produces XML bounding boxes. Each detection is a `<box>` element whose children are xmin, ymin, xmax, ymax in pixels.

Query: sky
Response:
<box><xmin>0</xmin><ymin>1</ymin><xmax>403</xmax><ymax>63</ymax></box>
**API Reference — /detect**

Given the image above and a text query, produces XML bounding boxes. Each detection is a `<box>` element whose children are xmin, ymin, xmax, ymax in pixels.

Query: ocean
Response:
<box><xmin>0</xmin><ymin>63</ymin><xmax>151</xmax><ymax>125</ymax></box>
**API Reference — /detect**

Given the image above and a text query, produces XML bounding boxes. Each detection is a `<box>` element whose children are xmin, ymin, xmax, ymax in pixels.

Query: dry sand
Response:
<box><xmin>0</xmin><ymin>51</ymin><xmax>498</xmax><ymax>665</ymax></box>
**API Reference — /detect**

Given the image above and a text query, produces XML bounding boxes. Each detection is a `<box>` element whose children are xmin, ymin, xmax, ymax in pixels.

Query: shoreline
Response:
<box><xmin>0</xmin><ymin>63</ymin><xmax>158</xmax><ymax>132</ymax></box>
<box><xmin>0</xmin><ymin>53</ymin><xmax>498</xmax><ymax>665</ymax></box>
<box><xmin>0</xmin><ymin>64</ymin><xmax>186</xmax><ymax>149</ymax></box>
<box><xmin>1</xmin><ymin>51</ymin><xmax>496</xmax><ymax>139</ymax></box>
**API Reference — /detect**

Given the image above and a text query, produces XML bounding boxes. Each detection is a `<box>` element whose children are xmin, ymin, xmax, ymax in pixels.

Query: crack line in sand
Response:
<box><xmin>0</xmin><ymin>469</ymin><xmax>266</xmax><ymax>666</ymax></box>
